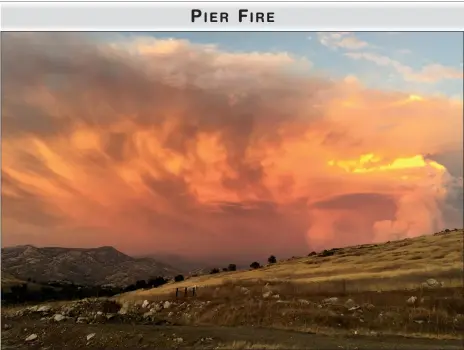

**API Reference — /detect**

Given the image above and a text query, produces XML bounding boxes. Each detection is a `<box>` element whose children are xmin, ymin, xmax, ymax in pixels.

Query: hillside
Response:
<box><xmin>124</xmin><ymin>228</ymin><xmax>463</xmax><ymax>299</ymax></box>
<box><xmin>1</xmin><ymin>245</ymin><xmax>180</xmax><ymax>286</ymax></box>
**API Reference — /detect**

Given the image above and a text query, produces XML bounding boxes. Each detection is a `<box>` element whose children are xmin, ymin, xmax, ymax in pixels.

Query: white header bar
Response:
<box><xmin>1</xmin><ymin>2</ymin><xmax>464</xmax><ymax>31</ymax></box>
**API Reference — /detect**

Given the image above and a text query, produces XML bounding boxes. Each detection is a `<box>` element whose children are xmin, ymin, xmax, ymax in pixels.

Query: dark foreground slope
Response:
<box><xmin>2</xmin><ymin>320</ymin><xmax>462</xmax><ymax>350</ymax></box>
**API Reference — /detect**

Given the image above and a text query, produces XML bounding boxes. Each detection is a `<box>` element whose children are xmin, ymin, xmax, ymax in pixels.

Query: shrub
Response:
<box><xmin>250</xmin><ymin>261</ymin><xmax>261</xmax><ymax>269</ymax></box>
<box><xmin>228</xmin><ymin>263</ymin><xmax>237</xmax><ymax>271</ymax></box>
<box><xmin>174</xmin><ymin>274</ymin><xmax>185</xmax><ymax>282</ymax></box>
<box><xmin>319</xmin><ymin>249</ymin><xmax>335</xmax><ymax>257</ymax></box>
<box><xmin>210</xmin><ymin>268</ymin><xmax>220</xmax><ymax>274</ymax></box>
<box><xmin>268</xmin><ymin>255</ymin><xmax>277</xmax><ymax>264</ymax></box>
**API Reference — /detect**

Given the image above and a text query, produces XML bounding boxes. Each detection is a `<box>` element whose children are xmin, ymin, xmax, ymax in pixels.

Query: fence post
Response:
<box><xmin>176</xmin><ymin>288</ymin><xmax>179</xmax><ymax>298</ymax></box>
<box><xmin>192</xmin><ymin>287</ymin><xmax>196</xmax><ymax>297</ymax></box>
<box><xmin>342</xmin><ymin>279</ymin><xmax>346</xmax><ymax>295</ymax></box>
<box><xmin>184</xmin><ymin>287</ymin><xmax>188</xmax><ymax>297</ymax></box>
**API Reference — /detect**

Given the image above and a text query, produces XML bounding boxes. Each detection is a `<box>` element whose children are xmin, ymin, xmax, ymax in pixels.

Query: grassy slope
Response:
<box><xmin>125</xmin><ymin>229</ymin><xmax>463</xmax><ymax>299</ymax></box>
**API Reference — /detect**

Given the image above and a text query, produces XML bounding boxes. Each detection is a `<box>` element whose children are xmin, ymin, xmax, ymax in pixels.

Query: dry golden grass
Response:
<box><xmin>113</xmin><ymin>230</ymin><xmax>463</xmax><ymax>339</ymax></box>
<box><xmin>116</xmin><ymin>279</ymin><xmax>464</xmax><ymax>339</ymax></box>
<box><xmin>124</xmin><ymin>229</ymin><xmax>463</xmax><ymax>300</ymax></box>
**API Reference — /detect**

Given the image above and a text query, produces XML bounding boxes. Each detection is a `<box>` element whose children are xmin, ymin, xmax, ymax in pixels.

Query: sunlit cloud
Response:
<box><xmin>2</xmin><ymin>33</ymin><xmax>462</xmax><ymax>263</ymax></box>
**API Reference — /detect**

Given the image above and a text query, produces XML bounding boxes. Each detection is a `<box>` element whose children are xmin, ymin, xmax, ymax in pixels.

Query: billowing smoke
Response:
<box><xmin>2</xmin><ymin>33</ymin><xmax>463</xmax><ymax>263</ymax></box>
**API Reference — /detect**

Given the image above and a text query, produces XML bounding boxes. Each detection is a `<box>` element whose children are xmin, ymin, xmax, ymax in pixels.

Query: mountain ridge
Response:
<box><xmin>1</xmin><ymin>245</ymin><xmax>180</xmax><ymax>287</ymax></box>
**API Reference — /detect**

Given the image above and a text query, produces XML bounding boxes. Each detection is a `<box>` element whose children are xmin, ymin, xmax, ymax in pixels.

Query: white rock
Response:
<box><xmin>426</xmin><ymin>278</ymin><xmax>439</xmax><ymax>286</ymax></box>
<box><xmin>298</xmin><ymin>299</ymin><xmax>310</xmax><ymax>305</ymax></box>
<box><xmin>241</xmin><ymin>287</ymin><xmax>250</xmax><ymax>294</ymax></box>
<box><xmin>53</xmin><ymin>314</ymin><xmax>66</xmax><ymax>322</ymax></box>
<box><xmin>142</xmin><ymin>300</ymin><xmax>150</xmax><ymax>308</ymax></box>
<box><xmin>406</xmin><ymin>296</ymin><xmax>417</xmax><ymax>305</ymax></box>
<box><xmin>86</xmin><ymin>333</ymin><xmax>96</xmax><ymax>341</ymax></box>
<box><xmin>76</xmin><ymin>317</ymin><xmax>88</xmax><ymax>324</ymax></box>
<box><xmin>25</xmin><ymin>334</ymin><xmax>38</xmax><ymax>342</ymax></box>
<box><xmin>163</xmin><ymin>301</ymin><xmax>171</xmax><ymax>309</ymax></box>
<box><xmin>345</xmin><ymin>299</ymin><xmax>356</xmax><ymax>308</ymax></box>
<box><xmin>262</xmin><ymin>291</ymin><xmax>272</xmax><ymax>298</ymax></box>
<box><xmin>323</xmin><ymin>297</ymin><xmax>339</xmax><ymax>305</ymax></box>
<box><xmin>174</xmin><ymin>337</ymin><xmax>183</xmax><ymax>343</ymax></box>
<box><xmin>96</xmin><ymin>311</ymin><xmax>103</xmax><ymax>315</ymax></box>
<box><xmin>272</xmin><ymin>294</ymin><xmax>280</xmax><ymax>299</ymax></box>
<box><xmin>38</xmin><ymin>305</ymin><xmax>51</xmax><ymax>312</ymax></box>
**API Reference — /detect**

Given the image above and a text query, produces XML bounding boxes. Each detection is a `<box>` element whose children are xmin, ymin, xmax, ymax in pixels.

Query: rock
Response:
<box><xmin>323</xmin><ymin>297</ymin><xmax>339</xmax><ymax>305</ymax></box>
<box><xmin>142</xmin><ymin>300</ymin><xmax>150</xmax><ymax>308</ymax></box>
<box><xmin>422</xmin><ymin>278</ymin><xmax>443</xmax><ymax>289</ymax></box>
<box><xmin>349</xmin><ymin>305</ymin><xmax>361</xmax><ymax>312</ymax></box>
<box><xmin>427</xmin><ymin>278</ymin><xmax>442</xmax><ymax>287</ymax></box>
<box><xmin>345</xmin><ymin>299</ymin><xmax>356</xmax><ymax>308</ymax></box>
<box><xmin>272</xmin><ymin>294</ymin><xmax>280</xmax><ymax>299</ymax></box>
<box><xmin>363</xmin><ymin>303</ymin><xmax>375</xmax><ymax>311</ymax></box>
<box><xmin>174</xmin><ymin>337</ymin><xmax>183</xmax><ymax>343</ymax></box>
<box><xmin>163</xmin><ymin>301</ymin><xmax>172</xmax><ymax>309</ymax></box>
<box><xmin>96</xmin><ymin>311</ymin><xmax>103</xmax><ymax>315</ymax></box>
<box><xmin>262</xmin><ymin>291</ymin><xmax>272</xmax><ymax>298</ymax></box>
<box><xmin>118</xmin><ymin>302</ymin><xmax>130</xmax><ymax>315</ymax></box>
<box><xmin>240</xmin><ymin>287</ymin><xmax>250</xmax><ymax>294</ymax></box>
<box><xmin>38</xmin><ymin>305</ymin><xmax>52</xmax><ymax>313</ymax></box>
<box><xmin>298</xmin><ymin>299</ymin><xmax>310</xmax><ymax>305</ymax></box>
<box><xmin>53</xmin><ymin>314</ymin><xmax>66</xmax><ymax>322</ymax></box>
<box><xmin>414</xmin><ymin>320</ymin><xmax>424</xmax><ymax>324</ymax></box>
<box><xmin>3</xmin><ymin>324</ymin><xmax>12</xmax><ymax>330</ymax></box>
<box><xmin>77</xmin><ymin>317</ymin><xmax>89</xmax><ymax>324</ymax></box>
<box><xmin>406</xmin><ymin>296</ymin><xmax>418</xmax><ymax>305</ymax></box>
<box><xmin>25</xmin><ymin>334</ymin><xmax>38</xmax><ymax>342</ymax></box>
<box><xmin>143</xmin><ymin>311</ymin><xmax>153</xmax><ymax>319</ymax></box>
<box><xmin>106</xmin><ymin>313</ymin><xmax>115</xmax><ymax>320</ymax></box>
<box><xmin>86</xmin><ymin>333</ymin><xmax>96</xmax><ymax>341</ymax></box>
<box><xmin>168</xmin><ymin>312</ymin><xmax>173</xmax><ymax>317</ymax></box>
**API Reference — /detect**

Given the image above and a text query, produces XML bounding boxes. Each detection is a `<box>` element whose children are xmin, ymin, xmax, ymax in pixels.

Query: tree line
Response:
<box><xmin>2</xmin><ymin>255</ymin><xmax>289</xmax><ymax>305</ymax></box>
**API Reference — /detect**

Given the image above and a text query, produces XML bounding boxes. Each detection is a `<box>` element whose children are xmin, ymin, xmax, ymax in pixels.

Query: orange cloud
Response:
<box><xmin>2</xmin><ymin>33</ymin><xmax>463</xmax><ymax>264</ymax></box>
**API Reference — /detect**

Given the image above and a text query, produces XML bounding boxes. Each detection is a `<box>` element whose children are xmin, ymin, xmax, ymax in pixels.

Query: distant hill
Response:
<box><xmin>1</xmin><ymin>245</ymin><xmax>181</xmax><ymax>286</ymax></box>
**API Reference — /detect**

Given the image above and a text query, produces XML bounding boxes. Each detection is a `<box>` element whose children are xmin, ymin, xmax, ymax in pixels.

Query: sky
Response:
<box><xmin>2</xmin><ymin>32</ymin><xmax>463</xmax><ymax>265</ymax></box>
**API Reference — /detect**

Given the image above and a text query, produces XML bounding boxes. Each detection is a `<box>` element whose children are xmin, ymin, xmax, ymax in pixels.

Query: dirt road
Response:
<box><xmin>2</xmin><ymin>319</ymin><xmax>462</xmax><ymax>349</ymax></box>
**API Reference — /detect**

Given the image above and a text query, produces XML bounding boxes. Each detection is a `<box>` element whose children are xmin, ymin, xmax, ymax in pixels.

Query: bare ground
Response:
<box><xmin>1</xmin><ymin>319</ymin><xmax>463</xmax><ymax>350</ymax></box>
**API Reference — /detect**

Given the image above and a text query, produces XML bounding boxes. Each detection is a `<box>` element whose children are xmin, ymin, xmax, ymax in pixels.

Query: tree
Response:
<box><xmin>250</xmin><ymin>261</ymin><xmax>261</xmax><ymax>269</ymax></box>
<box><xmin>268</xmin><ymin>255</ymin><xmax>277</xmax><ymax>264</ymax></box>
<box><xmin>148</xmin><ymin>276</ymin><xmax>168</xmax><ymax>288</ymax></box>
<box><xmin>174</xmin><ymin>274</ymin><xmax>185</xmax><ymax>282</ymax></box>
<box><xmin>308</xmin><ymin>251</ymin><xmax>316</xmax><ymax>256</ymax></box>
<box><xmin>222</xmin><ymin>267</ymin><xmax>228</xmax><ymax>272</ymax></box>
<box><xmin>135</xmin><ymin>279</ymin><xmax>148</xmax><ymax>290</ymax></box>
<box><xmin>228</xmin><ymin>263</ymin><xmax>237</xmax><ymax>271</ymax></box>
<box><xmin>210</xmin><ymin>268</ymin><xmax>220</xmax><ymax>274</ymax></box>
